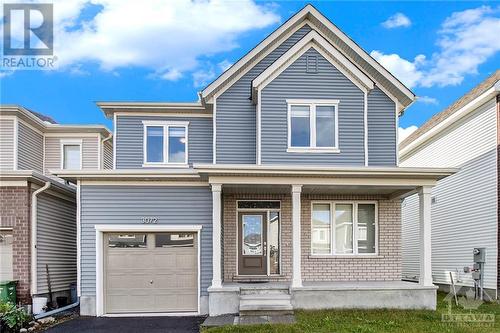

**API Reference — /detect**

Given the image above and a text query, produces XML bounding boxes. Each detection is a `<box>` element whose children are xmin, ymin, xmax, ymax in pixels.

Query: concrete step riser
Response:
<box><xmin>240</xmin><ymin>289</ymin><xmax>290</xmax><ymax>295</ymax></box>
<box><xmin>239</xmin><ymin>310</ymin><xmax>294</xmax><ymax>316</ymax></box>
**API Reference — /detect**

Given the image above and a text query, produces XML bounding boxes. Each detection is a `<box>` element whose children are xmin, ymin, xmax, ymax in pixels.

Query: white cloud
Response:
<box><xmin>1</xmin><ymin>0</ymin><xmax>279</xmax><ymax>82</ymax></box>
<box><xmin>417</xmin><ymin>96</ymin><xmax>439</xmax><ymax>105</ymax></box>
<box><xmin>370</xmin><ymin>51</ymin><xmax>425</xmax><ymax>88</ymax></box>
<box><xmin>373</xmin><ymin>6</ymin><xmax>500</xmax><ymax>88</ymax></box>
<box><xmin>398</xmin><ymin>125</ymin><xmax>418</xmax><ymax>143</ymax></box>
<box><xmin>192</xmin><ymin>59</ymin><xmax>234</xmax><ymax>88</ymax></box>
<box><xmin>382</xmin><ymin>13</ymin><xmax>412</xmax><ymax>29</ymax></box>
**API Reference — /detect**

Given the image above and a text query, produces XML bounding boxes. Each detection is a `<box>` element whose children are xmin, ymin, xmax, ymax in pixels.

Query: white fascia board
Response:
<box><xmin>253</xmin><ymin>31</ymin><xmax>374</xmax><ymax>94</ymax></box>
<box><xmin>305</xmin><ymin>5</ymin><xmax>415</xmax><ymax>102</ymax></box>
<box><xmin>400</xmin><ymin>86</ymin><xmax>499</xmax><ymax>158</ymax></box>
<box><xmin>201</xmin><ymin>6</ymin><xmax>311</xmax><ymax>99</ymax></box>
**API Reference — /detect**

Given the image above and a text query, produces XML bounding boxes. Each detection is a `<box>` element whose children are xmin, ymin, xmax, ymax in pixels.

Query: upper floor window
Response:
<box><xmin>142</xmin><ymin>121</ymin><xmax>188</xmax><ymax>166</ymax></box>
<box><xmin>60</xmin><ymin>140</ymin><xmax>82</xmax><ymax>170</ymax></box>
<box><xmin>287</xmin><ymin>100</ymin><xmax>339</xmax><ymax>153</ymax></box>
<box><xmin>311</xmin><ymin>201</ymin><xmax>377</xmax><ymax>256</ymax></box>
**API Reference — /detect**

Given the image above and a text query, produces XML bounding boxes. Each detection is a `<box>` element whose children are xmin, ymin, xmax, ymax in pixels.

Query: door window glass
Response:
<box><xmin>268</xmin><ymin>212</ymin><xmax>280</xmax><ymax>274</ymax></box>
<box><xmin>155</xmin><ymin>233</ymin><xmax>194</xmax><ymax>248</ymax></box>
<box><xmin>242</xmin><ymin>215</ymin><xmax>263</xmax><ymax>255</ymax></box>
<box><xmin>108</xmin><ymin>234</ymin><xmax>147</xmax><ymax>248</ymax></box>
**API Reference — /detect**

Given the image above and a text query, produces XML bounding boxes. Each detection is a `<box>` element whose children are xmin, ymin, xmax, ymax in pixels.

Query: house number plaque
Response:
<box><xmin>141</xmin><ymin>217</ymin><xmax>158</xmax><ymax>224</ymax></box>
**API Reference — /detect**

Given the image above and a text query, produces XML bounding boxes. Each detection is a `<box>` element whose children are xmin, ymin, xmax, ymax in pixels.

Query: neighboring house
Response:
<box><xmin>0</xmin><ymin>105</ymin><xmax>112</xmax><ymax>306</ymax></box>
<box><xmin>400</xmin><ymin>71</ymin><xmax>500</xmax><ymax>299</ymax></box>
<box><xmin>55</xmin><ymin>5</ymin><xmax>454</xmax><ymax>317</ymax></box>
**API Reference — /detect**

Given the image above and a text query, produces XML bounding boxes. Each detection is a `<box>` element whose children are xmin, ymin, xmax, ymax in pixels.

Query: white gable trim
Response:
<box><xmin>200</xmin><ymin>4</ymin><xmax>414</xmax><ymax>108</ymax></box>
<box><xmin>252</xmin><ymin>31</ymin><xmax>374</xmax><ymax>95</ymax></box>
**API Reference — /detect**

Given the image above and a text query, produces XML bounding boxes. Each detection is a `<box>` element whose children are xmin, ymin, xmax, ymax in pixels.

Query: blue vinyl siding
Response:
<box><xmin>261</xmin><ymin>48</ymin><xmax>365</xmax><ymax>165</ymax></box>
<box><xmin>216</xmin><ymin>25</ymin><xmax>312</xmax><ymax>164</ymax></box>
<box><xmin>80</xmin><ymin>185</ymin><xmax>213</xmax><ymax>296</ymax></box>
<box><xmin>367</xmin><ymin>87</ymin><xmax>397</xmax><ymax>166</ymax></box>
<box><xmin>115</xmin><ymin>115</ymin><xmax>212</xmax><ymax>168</ymax></box>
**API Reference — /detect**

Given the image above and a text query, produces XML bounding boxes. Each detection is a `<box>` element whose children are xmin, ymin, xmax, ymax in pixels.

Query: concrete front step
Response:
<box><xmin>240</xmin><ymin>288</ymin><xmax>290</xmax><ymax>296</ymax></box>
<box><xmin>239</xmin><ymin>293</ymin><xmax>293</xmax><ymax>316</ymax></box>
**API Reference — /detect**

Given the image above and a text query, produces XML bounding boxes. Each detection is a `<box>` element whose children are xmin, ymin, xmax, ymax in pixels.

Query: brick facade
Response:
<box><xmin>0</xmin><ymin>186</ymin><xmax>31</xmax><ymax>304</ymax></box>
<box><xmin>301</xmin><ymin>194</ymin><xmax>402</xmax><ymax>281</ymax></box>
<box><xmin>222</xmin><ymin>192</ymin><xmax>402</xmax><ymax>283</ymax></box>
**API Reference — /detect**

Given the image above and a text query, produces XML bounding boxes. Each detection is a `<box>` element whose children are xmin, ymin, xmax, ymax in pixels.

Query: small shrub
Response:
<box><xmin>0</xmin><ymin>301</ymin><xmax>31</xmax><ymax>333</ymax></box>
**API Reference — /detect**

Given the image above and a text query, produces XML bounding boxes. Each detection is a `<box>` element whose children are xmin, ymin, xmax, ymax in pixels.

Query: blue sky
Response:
<box><xmin>1</xmin><ymin>1</ymin><xmax>499</xmax><ymax>141</ymax></box>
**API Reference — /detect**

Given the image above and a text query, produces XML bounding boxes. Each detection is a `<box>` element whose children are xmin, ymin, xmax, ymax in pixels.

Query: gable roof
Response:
<box><xmin>201</xmin><ymin>4</ymin><xmax>415</xmax><ymax>111</ymax></box>
<box><xmin>252</xmin><ymin>30</ymin><xmax>374</xmax><ymax>97</ymax></box>
<box><xmin>400</xmin><ymin>70</ymin><xmax>500</xmax><ymax>153</ymax></box>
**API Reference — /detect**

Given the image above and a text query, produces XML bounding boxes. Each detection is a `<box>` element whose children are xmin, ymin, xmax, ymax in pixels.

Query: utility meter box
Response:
<box><xmin>473</xmin><ymin>248</ymin><xmax>486</xmax><ymax>263</ymax></box>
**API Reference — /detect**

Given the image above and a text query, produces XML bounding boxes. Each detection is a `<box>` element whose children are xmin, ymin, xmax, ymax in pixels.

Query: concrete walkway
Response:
<box><xmin>202</xmin><ymin>314</ymin><xmax>296</xmax><ymax>327</ymax></box>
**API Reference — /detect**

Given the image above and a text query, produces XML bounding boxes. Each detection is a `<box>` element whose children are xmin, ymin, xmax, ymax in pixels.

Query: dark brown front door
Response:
<box><xmin>238</xmin><ymin>212</ymin><xmax>267</xmax><ymax>275</ymax></box>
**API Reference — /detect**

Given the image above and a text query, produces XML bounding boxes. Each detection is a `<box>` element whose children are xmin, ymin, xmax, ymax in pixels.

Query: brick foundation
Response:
<box><xmin>222</xmin><ymin>192</ymin><xmax>402</xmax><ymax>283</ymax></box>
<box><xmin>0</xmin><ymin>186</ymin><xmax>31</xmax><ymax>304</ymax></box>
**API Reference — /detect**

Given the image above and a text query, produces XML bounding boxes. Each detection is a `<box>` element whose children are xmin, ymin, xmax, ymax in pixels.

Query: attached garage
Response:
<box><xmin>98</xmin><ymin>228</ymin><xmax>200</xmax><ymax>315</ymax></box>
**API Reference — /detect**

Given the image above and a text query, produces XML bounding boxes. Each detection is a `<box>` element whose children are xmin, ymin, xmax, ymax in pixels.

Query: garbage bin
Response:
<box><xmin>0</xmin><ymin>281</ymin><xmax>17</xmax><ymax>304</ymax></box>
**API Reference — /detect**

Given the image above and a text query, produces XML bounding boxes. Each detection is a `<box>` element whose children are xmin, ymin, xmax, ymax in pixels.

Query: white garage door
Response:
<box><xmin>0</xmin><ymin>230</ymin><xmax>13</xmax><ymax>281</ymax></box>
<box><xmin>104</xmin><ymin>232</ymin><xmax>198</xmax><ymax>314</ymax></box>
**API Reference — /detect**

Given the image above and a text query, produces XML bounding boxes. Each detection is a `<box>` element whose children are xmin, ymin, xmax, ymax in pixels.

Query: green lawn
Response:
<box><xmin>203</xmin><ymin>293</ymin><xmax>500</xmax><ymax>333</ymax></box>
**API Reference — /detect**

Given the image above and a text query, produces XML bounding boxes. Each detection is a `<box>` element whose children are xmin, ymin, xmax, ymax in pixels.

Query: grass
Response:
<box><xmin>203</xmin><ymin>292</ymin><xmax>500</xmax><ymax>333</ymax></box>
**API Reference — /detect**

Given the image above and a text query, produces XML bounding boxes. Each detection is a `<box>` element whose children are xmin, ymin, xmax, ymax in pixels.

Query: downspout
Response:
<box><xmin>101</xmin><ymin>133</ymin><xmax>113</xmax><ymax>169</ymax></box>
<box><xmin>31</xmin><ymin>182</ymin><xmax>51</xmax><ymax>296</ymax></box>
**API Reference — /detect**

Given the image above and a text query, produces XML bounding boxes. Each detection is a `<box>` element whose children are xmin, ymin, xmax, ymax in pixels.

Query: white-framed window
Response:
<box><xmin>142</xmin><ymin>121</ymin><xmax>189</xmax><ymax>166</ymax></box>
<box><xmin>60</xmin><ymin>139</ymin><xmax>82</xmax><ymax>170</ymax></box>
<box><xmin>286</xmin><ymin>99</ymin><xmax>339</xmax><ymax>153</ymax></box>
<box><xmin>311</xmin><ymin>201</ymin><xmax>377</xmax><ymax>256</ymax></box>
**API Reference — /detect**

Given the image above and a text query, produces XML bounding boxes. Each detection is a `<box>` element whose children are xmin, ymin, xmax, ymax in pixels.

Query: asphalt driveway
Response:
<box><xmin>44</xmin><ymin>316</ymin><xmax>206</xmax><ymax>333</ymax></box>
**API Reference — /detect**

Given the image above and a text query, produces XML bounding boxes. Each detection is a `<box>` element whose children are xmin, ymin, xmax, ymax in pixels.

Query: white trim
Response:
<box><xmin>43</xmin><ymin>132</ymin><xmax>105</xmax><ymax>138</ymax></box>
<box><xmin>112</xmin><ymin>111</ymin><xmax>212</xmax><ymax>118</ymax></box>
<box><xmin>310</xmin><ymin>201</ymin><xmax>378</xmax><ymax>256</ymax></box>
<box><xmin>113</xmin><ymin>113</ymin><xmax>117</xmax><ymax>170</ymax></box>
<box><xmin>211</xmin><ymin>184</ymin><xmax>222</xmax><ymax>288</ymax></box>
<box><xmin>364</xmin><ymin>91</ymin><xmax>369</xmax><ymax>166</ymax></box>
<box><xmin>76</xmin><ymin>180</ymin><xmax>81</xmax><ymax>297</ymax></box>
<box><xmin>80</xmin><ymin>180</ymin><xmax>209</xmax><ymax>186</ymax></box>
<box><xmin>253</xmin><ymin>32</ymin><xmax>373</xmax><ymax>93</ymax></box>
<box><xmin>257</xmin><ymin>87</ymin><xmax>262</xmax><ymax>165</ymax></box>
<box><xmin>212</xmin><ymin>95</ymin><xmax>217</xmax><ymax>164</ymax></box>
<box><xmin>201</xmin><ymin>14</ymin><xmax>311</xmax><ymax>99</ymax></box>
<box><xmin>287</xmin><ymin>100</ymin><xmax>340</xmax><ymax>152</ymax></box>
<box><xmin>291</xmin><ymin>184</ymin><xmax>302</xmax><ymax>288</ymax></box>
<box><xmin>400</xmin><ymin>86</ymin><xmax>498</xmax><ymax>158</ymax></box>
<box><xmin>142</xmin><ymin>121</ymin><xmax>189</xmax><ymax>166</ymax></box>
<box><xmin>31</xmin><ymin>181</ymin><xmax>51</xmax><ymax>295</ymax></box>
<box><xmin>201</xmin><ymin>5</ymin><xmax>414</xmax><ymax>105</ymax></box>
<box><xmin>42</xmin><ymin>133</ymin><xmax>46</xmax><ymax>173</ymax></box>
<box><xmin>395</xmin><ymin>101</ymin><xmax>399</xmax><ymax>166</ymax></box>
<box><xmin>102</xmin><ymin>312</ymin><xmax>200</xmax><ymax>318</ymax></box>
<box><xmin>94</xmin><ymin>224</ymin><xmax>203</xmax><ymax>316</ymax></box>
<box><xmin>60</xmin><ymin>139</ymin><xmax>83</xmax><ymax>170</ymax></box>
<box><xmin>13</xmin><ymin>117</ymin><xmax>18</xmax><ymax>170</ymax></box>
<box><xmin>418</xmin><ymin>186</ymin><xmax>433</xmax><ymax>286</ymax></box>
<box><xmin>0</xmin><ymin>180</ymin><xmax>27</xmax><ymax>186</ymax></box>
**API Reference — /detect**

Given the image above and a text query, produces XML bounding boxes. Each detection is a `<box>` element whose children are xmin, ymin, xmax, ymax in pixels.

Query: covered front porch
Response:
<box><xmin>194</xmin><ymin>164</ymin><xmax>455</xmax><ymax>316</ymax></box>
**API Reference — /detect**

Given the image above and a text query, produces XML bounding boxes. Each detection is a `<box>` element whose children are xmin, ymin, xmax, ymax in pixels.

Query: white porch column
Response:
<box><xmin>211</xmin><ymin>183</ymin><xmax>222</xmax><ymax>288</ymax></box>
<box><xmin>291</xmin><ymin>184</ymin><xmax>303</xmax><ymax>288</ymax></box>
<box><xmin>418</xmin><ymin>186</ymin><xmax>433</xmax><ymax>286</ymax></box>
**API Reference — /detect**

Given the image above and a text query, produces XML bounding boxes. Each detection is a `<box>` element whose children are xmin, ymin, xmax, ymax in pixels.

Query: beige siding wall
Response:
<box><xmin>17</xmin><ymin>121</ymin><xmax>43</xmax><ymax>172</ymax></box>
<box><xmin>0</xmin><ymin>118</ymin><xmax>15</xmax><ymax>170</ymax></box>
<box><xmin>44</xmin><ymin>136</ymin><xmax>99</xmax><ymax>172</ymax></box>
<box><xmin>222</xmin><ymin>193</ymin><xmax>401</xmax><ymax>282</ymax></box>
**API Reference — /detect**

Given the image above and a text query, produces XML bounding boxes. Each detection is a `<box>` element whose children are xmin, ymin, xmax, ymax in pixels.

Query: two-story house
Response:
<box><xmin>401</xmin><ymin>71</ymin><xmax>500</xmax><ymax>300</ymax></box>
<box><xmin>0</xmin><ymin>105</ymin><xmax>112</xmax><ymax>308</ymax></box>
<box><xmin>55</xmin><ymin>5</ymin><xmax>455</xmax><ymax>317</ymax></box>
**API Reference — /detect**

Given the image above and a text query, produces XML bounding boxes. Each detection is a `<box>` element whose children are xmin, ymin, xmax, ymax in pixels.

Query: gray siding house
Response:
<box><xmin>0</xmin><ymin>105</ymin><xmax>112</xmax><ymax>307</ymax></box>
<box><xmin>401</xmin><ymin>71</ymin><xmax>500</xmax><ymax>299</ymax></box>
<box><xmin>56</xmin><ymin>5</ymin><xmax>454</xmax><ymax>317</ymax></box>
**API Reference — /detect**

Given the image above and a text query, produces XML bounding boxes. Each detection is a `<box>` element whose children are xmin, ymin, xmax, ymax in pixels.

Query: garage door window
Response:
<box><xmin>108</xmin><ymin>234</ymin><xmax>147</xmax><ymax>248</ymax></box>
<box><xmin>155</xmin><ymin>233</ymin><xmax>194</xmax><ymax>248</ymax></box>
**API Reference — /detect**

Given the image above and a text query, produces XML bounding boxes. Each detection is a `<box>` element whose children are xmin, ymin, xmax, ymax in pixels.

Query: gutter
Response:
<box><xmin>31</xmin><ymin>181</ymin><xmax>51</xmax><ymax>296</ymax></box>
